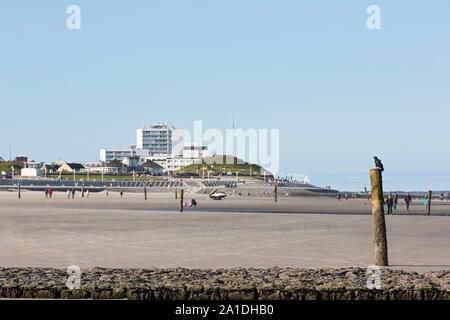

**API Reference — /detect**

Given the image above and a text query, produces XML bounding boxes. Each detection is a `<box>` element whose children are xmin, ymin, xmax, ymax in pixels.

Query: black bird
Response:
<box><xmin>373</xmin><ymin>156</ymin><xmax>384</xmax><ymax>172</ymax></box>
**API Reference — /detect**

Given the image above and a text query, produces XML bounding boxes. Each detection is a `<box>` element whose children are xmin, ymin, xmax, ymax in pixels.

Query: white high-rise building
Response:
<box><xmin>137</xmin><ymin>123</ymin><xmax>174</xmax><ymax>156</ymax></box>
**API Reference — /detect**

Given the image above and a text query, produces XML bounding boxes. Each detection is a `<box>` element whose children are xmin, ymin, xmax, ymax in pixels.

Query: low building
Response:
<box><xmin>100</xmin><ymin>146</ymin><xmax>150</xmax><ymax>162</ymax></box>
<box><xmin>56</xmin><ymin>162</ymin><xmax>85</xmax><ymax>173</ymax></box>
<box><xmin>78</xmin><ymin>161</ymin><xmax>110</xmax><ymax>174</ymax></box>
<box><xmin>79</xmin><ymin>161</ymin><xmax>103</xmax><ymax>168</ymax></box>
<box><xmin>40</xmin><ymin>164</ymin><xmax>59</xmax><ymax>174</ymax></box>
<box><xmin>139</xmin><ymin>144</ymin><xmax>208</xmax><ymax>173</ymax></box>
<box><xmin>164</xmin><ymin>144</ymin><xmax>208</xmax><ymax>173</ymax></box>
<box><xmin>84</xmin><ymin>166</ymin><xmax>115</xmax><ymax>174</ymax></box>
<box><xmin>21</xmin><ymin>168</ymin><xmax>43</xmax><ymax>177</ymax></box>
<box><xmin>182</xmin><ymin>144</ymin><xmax>209</xmax><ymax>158</ymax></box>
<box><xmin>122</xmin><ymin>156</ymin><xmax>141</xmax><ymax>168</ymax></box>
<box><xmin>106</xmin><ymin>160</ymin><xmax>127</xmax><ymax>174</ymax></box>
<box><xmin>14</xmin><ymin>156</ymin><xmax>28</xmax><ymax>166</ymax></box>
<box><xmin>139</xmin><ymin>160</ymin><xmax>163</xmax><ymax>175</ymax></box>
<box><xmin>165</xmin><ymin>157</ymin><xmax>201</xmax><ymax>173</ymax></box>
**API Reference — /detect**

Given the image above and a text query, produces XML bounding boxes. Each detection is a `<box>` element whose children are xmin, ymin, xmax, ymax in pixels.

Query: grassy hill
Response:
<box><xmin>176</xmin><ymin>155</ymin><xmax>272</xmax><ymax>177</ymax></box>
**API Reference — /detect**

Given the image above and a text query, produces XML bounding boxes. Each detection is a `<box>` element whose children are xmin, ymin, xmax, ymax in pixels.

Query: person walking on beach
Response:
<box><xmin>45</xmin><ymin>189</ymin><xmax>48</xmax><ymax>199</ymax></box>
<box><xmin>86</xmin><ymin>189</ymin><xmax>90</xmax><ymax>199</ymax></box>
<box><xmin>345</xmin><ymin>193</ymin><xmax>349</xmax><ymax>200</ymax></box>
<box><xmin>67</xmin><ymin>189</ymin><xmax>70</xmax><ymax>199</ymax></box>
<box><xmin>48</xmin><ymin>189</ymin><xmax>52</xmax><ymax>199</ymax></box>
<box><xmin>424</xmin><ymin>196</ymin><xmax>428</xmax><ymax>209</ymax></box>
<box><xmin>189</xmin><ymin>199</ymin><xmax>197</xmax><ymax>207</ymax></box>
<box><xmin>106</xmin><ymin>189</ymin><xmax>109</xmax><ymax>197</ymax></box>
<box><xmin>385</xmin><ymin>194</ymin><xmax>394</xmax><ymax>215</ymax></box>
<box><xmin>120</xmin><ymin>191</ymin><xmax>123</xmax><ymax>198</ymax></box>
<box><xmin>72</xmin><ymin>188</ymin><xmax>75</xmax><ymax>199</ymax></box>
<box><xmin>337</xmin><ymin>193</ymin><xmax>341</xmax><ymax>201</ymax></box>
<box><xmin>393</xmin><ymin>193</ymin><xmax>399</xmax><ymax>211</ymax></box>
<box><xmin>404</xmin><ymin>192</ymin><xmax>412</xmax><ymax>211</ymax></box>
<box><xmin>447</xmin><ymin>192</ymin><xmax>450</xmax><ymax>202</ymax></box>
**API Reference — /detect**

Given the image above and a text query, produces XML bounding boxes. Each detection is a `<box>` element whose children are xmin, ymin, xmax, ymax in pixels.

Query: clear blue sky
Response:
<box><xmin>1</xmin><ymin>1</ymin><xmax>449</xmax><ymax>190</ymax></box>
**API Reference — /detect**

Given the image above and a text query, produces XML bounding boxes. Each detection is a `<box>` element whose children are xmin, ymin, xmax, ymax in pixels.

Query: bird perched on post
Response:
<box><xmin>373</xmin><ymin>156</ymin><xmax>384</xmax><ymax>172</ymax></box>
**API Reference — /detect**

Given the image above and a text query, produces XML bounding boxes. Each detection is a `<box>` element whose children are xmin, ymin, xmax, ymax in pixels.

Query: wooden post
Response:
<box><xmin>144</xmin><ymin>182</ymin><xmax>147</xmax><ymax>200</ymax></box>
<box><xmin>274</xmin><ymin>184</ymin><xmax>278</xmax><ymax>203</ymax></box>
<box><xmin>18</xmin><ymin>182</ymin><xmax>21</xmax><ymax>199</ymax></box>
<box><xmin>426</xmin><ymin>190</ymin><xmax>432</xmax><ymax>216</ymax></box>
<box><xmin>175</xmin><ymin>187</ymin><xmax>177</xmax><ymax>199</ymax></box>
<box><xmin>370</xmin><ymin>169</ymin><xmax>388</xmax><ymax>266</ymax></box>
<box><xmin>179</xmin><ymin>189</ymin><xmax>184</xmax><ymax>212</ymax></box>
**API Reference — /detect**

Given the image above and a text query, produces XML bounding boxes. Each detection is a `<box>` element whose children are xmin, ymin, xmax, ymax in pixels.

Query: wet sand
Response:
<box><xmin>0</xmin><ymin>191</ymin><xmax>449</xmax><ymax>272</ymax></box>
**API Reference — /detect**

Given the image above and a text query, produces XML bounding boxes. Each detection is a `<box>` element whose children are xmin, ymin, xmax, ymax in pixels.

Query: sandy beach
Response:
<box><xmin>0</xmin><ymin>191</ymin><xmax>449</xmax><ymax>273</ymax></box>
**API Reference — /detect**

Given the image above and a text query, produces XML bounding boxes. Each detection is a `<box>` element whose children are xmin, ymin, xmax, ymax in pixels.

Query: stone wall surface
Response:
<box><xmin>0</xmin><ymin>267</ymin><xmax>448</xmax><ymax>300</ymax></box>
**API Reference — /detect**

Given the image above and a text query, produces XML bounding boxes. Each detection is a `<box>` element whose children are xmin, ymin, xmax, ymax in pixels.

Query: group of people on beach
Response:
<box><xmin>42</xmin><ymin>190</ymin><xmax>201</xmax><ymax>207</ymax></box>
<box><xmin>336</xmin><ymin>193</ymin><xmax>357</xmax><ymax>201</ymax></box>
<box><xmin>44</xmin><ymin>189</ymin><xmax>53</xmax><ymax>198</ymax></box>
<box><xmin>439</xmin><ymin>192</ymin><xmax>450</xmax><ymax>202</ymax></box>
<box><xmin>180</xmin><ymin>199</ymin><xmax>198</xmax><ymax>207</ymax></box>
<box><xmin>65</xmin><ymin>188</ymin><xmax>89</xmax><ymax>199</ymax></box>
<box><xmin>386</xmin><ymin>192</ymin><xmax>450</xmax><ymax>214</ymax></box>
<box><xmin>384</xmin><ymin>193</ymin><xmax>412</xmax><ymax>214</ymax></box>
<box><xmin>336</xmin><ymin>191</ymin><xmax>415</xmax><ymax>214</ymax></box>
